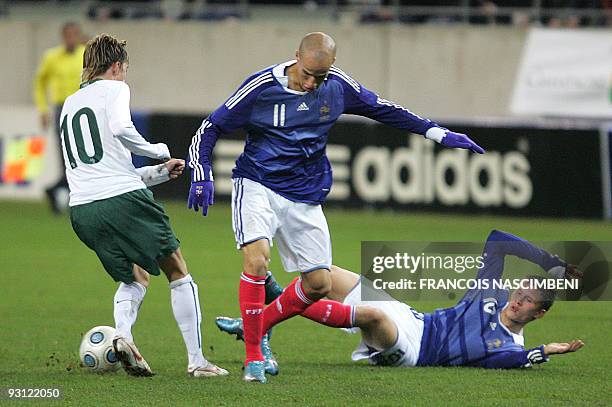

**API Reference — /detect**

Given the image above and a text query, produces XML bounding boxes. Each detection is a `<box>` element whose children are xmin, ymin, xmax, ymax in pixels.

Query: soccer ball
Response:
<box><xmin>79</xmin><ymin>326</ymin><xmax>120</xmax><ymax>373</ymax></box>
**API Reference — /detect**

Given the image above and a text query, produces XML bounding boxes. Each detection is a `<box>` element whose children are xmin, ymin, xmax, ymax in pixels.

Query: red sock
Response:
<box><xmin>239</xmin><ymin>272</ymin><xmax>266</xmax><ymax>365</ymax></box>
<box><xmin>301</xmin><ymin>299</ymin><xmax>354</xmax><ymax>328</ymax></box>
<box><xmin>262</xmin><ymin>277</ymin><xmax>313</xmax><ymax>334</ymax></box>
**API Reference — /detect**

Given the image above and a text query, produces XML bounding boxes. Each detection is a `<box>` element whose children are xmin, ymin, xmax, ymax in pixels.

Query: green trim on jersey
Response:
<box><xmin>70</xmin><ymin>188</ymin><xmax>180</xmax><ymax>283</ymax></box>
<box><xmin>79</xmin><ymin>78</ymin><xmax>103</xmax><ymax>89</ymax></box>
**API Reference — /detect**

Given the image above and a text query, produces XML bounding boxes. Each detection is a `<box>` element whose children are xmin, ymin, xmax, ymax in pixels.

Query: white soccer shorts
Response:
<box><xmin>342</xmin><ymin>278</ymin><xmax>424</xmax><ymax>367</ymax></box>
<box><xmin>231</xmin><ymin>177</ymin><xmax>332</xmax><ymax>273</ymax></box>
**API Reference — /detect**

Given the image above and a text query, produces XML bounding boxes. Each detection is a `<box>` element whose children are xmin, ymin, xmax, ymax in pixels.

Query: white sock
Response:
<box><xmin>113</xmin><ymin>282</ymin><xmax>146</xmax><ymax>343</ymax></box>
<box><xmin>170</xmin><ymin>274</ymin><xmax>207</xmax><ymax>370</ymax></box>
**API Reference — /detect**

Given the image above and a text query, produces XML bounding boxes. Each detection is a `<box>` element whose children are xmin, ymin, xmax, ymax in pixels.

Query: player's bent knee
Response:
<box><xmin>158</xmin><ymin>250</ymin><xmax>189</xmax><ymax>281</ymax></box>
<box><xmin>132</xmin><ymin>265</ymin><xmax>151</xmax><ymax>288</ymax></box>
<box><xmin>302</xmin><ymin>269</ymin><xmax>332</xmax><ymax>299</ymax></box>
<box><xmin>356</xmin><ymin>306</ymin><xmax>386</xmax><ymax>329</ymax></box>
<box><xmin>241</xmin><ymin>239</ymin><xmax>270</xmax><ymax>277</ymax></box>
<box><xmin>243</xmin><ymin>254</ymin><xmax>269</xmax><ymax>277</ymax></box>
<box><xmin>137</xmin><ymin>272</ymin><xmax>151</xmax><ymax>288</ymax></box>
<box><xmin>306</xmin><ymin>282</ymin><xmax>331</xmax><ymax>299</ymax></box>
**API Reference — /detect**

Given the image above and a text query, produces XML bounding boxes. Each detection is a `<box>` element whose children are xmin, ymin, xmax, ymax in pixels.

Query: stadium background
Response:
<box><xmin>0</xmin><ymin>1</ymin><xmax>610</xmax><ymax>405</ymax></box>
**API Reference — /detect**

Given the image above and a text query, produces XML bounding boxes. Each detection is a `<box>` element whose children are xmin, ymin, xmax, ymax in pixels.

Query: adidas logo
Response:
<box><xmin>297</xmin><ymin>102</ymin><xmax>309</xmax><ymax>111</ymax></box>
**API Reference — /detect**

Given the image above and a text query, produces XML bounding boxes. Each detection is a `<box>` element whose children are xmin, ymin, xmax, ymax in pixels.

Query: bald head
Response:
<box><xmin>298</xmin><ymin>32</ymin><xmax>336</xmax><ymax>63</ymax></box>
<box><xmin>289</xmin><ymin>32</ymin><xmax>336</xmax><ymax>92</ymax></box>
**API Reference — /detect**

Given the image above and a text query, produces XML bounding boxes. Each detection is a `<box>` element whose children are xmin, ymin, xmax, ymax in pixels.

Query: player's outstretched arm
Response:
<box><xmin>329</xmin><ymin>67</ymin><xmax>485</xmax><ymax>154</ymax></box>
<box><xmin>478</xmin><ymin>229</ymin><xmax>573</xmax><ymax>280</ymax></box>
<box><xmin>461</xmin><ymin>229</ymin><xmax>577</xmax><ymax>302</ymax></box>
<box><xmin>425</xmin><ymin>127</ymin><xmax>485</xmax><ymax>154</ymax></box>
<box><xmin>474</xmin><ymin>346</ymin><xmax>548</xmax><ymax>369</ymax></box>
<box><xmin>544</xmin><ymin>339</ymin><xmax>585</xmax><ymax>356</ymax></box>
<box><xmin>137</xmin><ymin>158</ymin><xmax>185</xmax><ymax>187</ymax></box>
<box><xmin>474</xmin><ymin>340</ymin><xmax>584</xmax><ymax>369</ymax></box>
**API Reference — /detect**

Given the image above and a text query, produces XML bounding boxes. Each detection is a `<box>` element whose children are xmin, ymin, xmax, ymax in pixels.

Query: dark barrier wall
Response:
<box><xmin>145</xmin><ymin>114</ymin><xmax>198</xmax><ymax>200</ymax></box>
<box><xmin>146</xmin><ymin>113</ymin><xmax>606</xmax><ymax>218</ymax></box>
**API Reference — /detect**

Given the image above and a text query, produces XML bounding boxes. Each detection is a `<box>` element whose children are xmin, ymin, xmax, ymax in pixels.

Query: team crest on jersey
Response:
<box><xmin>320</xmin><ymin>102</ymin><xmax>330</xmax><ymax>121</ymax></box>
<box><xmin>486</xmin><ymin>338</ymin><xmax>503</xmax><ymax>350</ymax></box>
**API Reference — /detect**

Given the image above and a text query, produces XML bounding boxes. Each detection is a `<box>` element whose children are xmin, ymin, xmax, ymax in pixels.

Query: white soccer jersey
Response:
<box><xmin>59</xmin><ymin>80</ymin><xmax>170</xmax><ymax>206</ymax></box>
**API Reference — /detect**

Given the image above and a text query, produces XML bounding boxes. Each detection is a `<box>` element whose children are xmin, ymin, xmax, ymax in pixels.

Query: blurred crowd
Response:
<box><xmin>5</xmin><ymin>0</ymin><xmax>611</xmax><ymax>27</ymax></box>
<box><xmin>357</xmin><ymin>1</ymin><xmax>610</xmax><ymax>27</ymax></box>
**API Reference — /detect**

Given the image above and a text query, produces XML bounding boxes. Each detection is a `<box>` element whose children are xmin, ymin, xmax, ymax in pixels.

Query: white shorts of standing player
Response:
<box><xmin>342</xmin><ymin>279</ymin><xmax>424</xmax><ymax>367</ymax></box>
<box><xmin>231</xmin><ymin>177</ymin><xmax>332</xmax><ymax>273</ymax></box>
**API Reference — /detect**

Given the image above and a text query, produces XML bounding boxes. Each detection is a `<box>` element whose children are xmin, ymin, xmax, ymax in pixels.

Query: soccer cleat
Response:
<box><xmin>216</xmin><ymin>316</ymin><xmax>278</xmax><ymax>376</ymax></box>
<box><xmin>188</xmin><ymin>361</ymin><xmax>230</xmax><ymax>377</ymax></box>
<box><xmin>215</xmin><ymin>316</ymin><xmax>244</xmax><ymax>341</ymax></box>
<box><xmin>261</xmin><ymin>332</ymin><xmax>278</xmax><ymax>376</ymax></box>
<box><xmin>264</xmin><ymin>271</ymin><xmax>284</xmax><ymax>304</ymax></box>
<box><xmin>243</xmin><ymin>361</ymin><xmax>266</xmax><ymax>383</ymax></box>
<box><xmin>112</xmin><ymin>337</ymin><xmax>154</xmax><ymax>377</ymax></box>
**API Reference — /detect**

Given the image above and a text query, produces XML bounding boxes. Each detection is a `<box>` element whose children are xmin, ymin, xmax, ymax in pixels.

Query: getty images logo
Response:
<box><xmin>350</xmin><ymin>135</ymin><xmax>533</xmax><ymax>208</ymax></box>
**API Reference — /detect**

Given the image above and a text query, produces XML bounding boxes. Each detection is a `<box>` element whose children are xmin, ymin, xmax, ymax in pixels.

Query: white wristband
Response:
<box><xmin>425</xmin><ymin>127</ymin><xmax>447</xmax><ymax>143</ymax></box>
<box><xmin>139</xmin><ymin>164</ymin><xmax>170</xmax><ymax>187</ymax></box>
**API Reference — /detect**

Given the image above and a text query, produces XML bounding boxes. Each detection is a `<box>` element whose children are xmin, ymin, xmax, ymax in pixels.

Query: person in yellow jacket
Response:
<box><xmin>33</xmin><ymin>22</ymin><xmax>85</xmax><ymax>214</ymax></box>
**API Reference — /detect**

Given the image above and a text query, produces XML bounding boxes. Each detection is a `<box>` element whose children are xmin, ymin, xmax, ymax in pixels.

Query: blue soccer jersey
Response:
<box><xmin>188</xmin><ymin>61</ymin><xmax>440</xmax><ymax>204</ymax></box>
<box><xmin>416</xmin><ymin>230</ymin><xmax>566</xmax><ymax>369</ymax></box>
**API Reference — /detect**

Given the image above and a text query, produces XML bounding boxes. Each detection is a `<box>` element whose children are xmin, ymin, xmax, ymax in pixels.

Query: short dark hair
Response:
<box><xmin>61</xmin><ymin>21</ymin><xmax>81</xmax><ymax>34</ymax></box>
<box><xmin>525</xmin><ymin>275</ymin><xmax>556</xmax><ymax>311</ymax></box>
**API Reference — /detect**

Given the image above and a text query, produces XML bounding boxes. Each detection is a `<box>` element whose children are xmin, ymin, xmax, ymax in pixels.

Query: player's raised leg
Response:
<box><xmin>219</xmin><ymin>265</ymin><xmax>403</xmax><ymax>368</ymax></box>
<box><xmin>275</xmin><ymin>266</ymin><xmax>405</xmax><ymax>365</ymax></box>
<box><xmin>219</xmin><ymin>265</ymin><xmax>356</xmax><ymax>336</ymax></box>
<box><xmin>239</xmin><ymin>239</ymin><xmax>269</xmax><ymax>383</ymax></box>
<box><xmin>316</xmin><ymin>265</ymin><xmax>400</xmax><ymax>354</ymax></box>
<box><xmin>158</xmin><ymin>248</ymin><xmax>229</xmax><ymax>377</ymax></box>
<box><xmin>261</xmin><ymin>203</ymin><xmax>354</xmax><ymax>335</ymax></box>
<box><xmin>327</xmin><ymin>266</ymin><xmax>411</xmax><ymax>366</ymax></box>
<box><xmin>326</xmin><ymin>265</ymin><xmax>360</xmax><ymax>302</ymax></box>
<box><xmin>260</xmin><ymin>270</ymin><xmax>323</xmax><ymax>335</ymax></box>
<box><xmin>354</xmin><ymin>307</ymin><xmax>399</xmax><ymax>353</ymax></box>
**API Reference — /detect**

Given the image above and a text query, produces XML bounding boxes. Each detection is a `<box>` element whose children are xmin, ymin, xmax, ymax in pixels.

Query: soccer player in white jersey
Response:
<box><xmin>61</xmin><ymin>34</ymin><xmax>227</xmax><ymax>377</ymax></box>
<box><xmin>218</xmin><ymin>230</ymin><xmax>585</xmax><ymax>370</ymax></box>
<box><xmin>188</xmin><ymin>32</ymin><xmax>485</xmax><ymax>382</ymax></box>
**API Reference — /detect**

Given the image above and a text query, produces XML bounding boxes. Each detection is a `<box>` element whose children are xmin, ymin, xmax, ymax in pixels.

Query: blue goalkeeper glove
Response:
<box><xmin>441</xmin><ymin>131</ymin><xmax>485</xmax><ymax>154</ymax></box>
<box><xmin>188</xmin><ymin>181</ymin><xmax>214</xmax><ymax>216</ymax></box>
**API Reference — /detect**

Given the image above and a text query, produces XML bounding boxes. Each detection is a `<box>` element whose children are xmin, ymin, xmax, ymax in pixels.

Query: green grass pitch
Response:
<box><xmin>1</xmin><ymin>200</ymin><xmax>610</xmax><ymax>406</ymax></box>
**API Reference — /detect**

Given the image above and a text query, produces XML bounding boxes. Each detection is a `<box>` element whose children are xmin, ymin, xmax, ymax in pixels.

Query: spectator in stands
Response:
<box><xmin>543</xmin><ymin>0</ymin><xmax>602</xmax><ymax>27</ymax></box>
<box><xmin>601</xmin><ymin>0</ymin><xmax>612</xmax><ymax>25</ymax></box>
<box><xmin>469</xmin><ymin>1</ymin><xmax>530</xmax><ymax>25</ymax></box>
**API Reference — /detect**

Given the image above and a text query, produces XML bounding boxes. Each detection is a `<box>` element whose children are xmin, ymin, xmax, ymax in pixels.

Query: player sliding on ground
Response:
<box><xmin>187</xmin><ymin>31</ymin><xmax>485</xmax><ymax>383</ymax></box>
<box><xmin>61</xmin><ymin>34</ymin><xmax>227</xmax><ymax>377</ymax></box>
<box><xmin>217</xmin><ymin>230</ymin><xmax>584</xmax><ymax>371</ymax></box>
